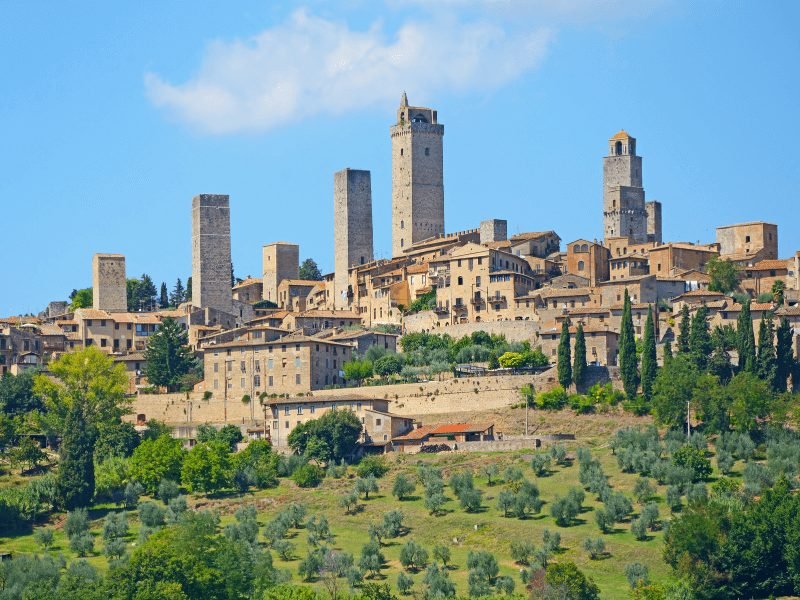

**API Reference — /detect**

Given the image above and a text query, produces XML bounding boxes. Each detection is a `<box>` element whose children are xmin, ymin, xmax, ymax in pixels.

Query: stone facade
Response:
<box><xmin>603</xmin><ymin>131</ymin><xmax>648</xmax><ymax>244</ymax></box>
<box><xmin>716</xmin><ymin>221</ymin><xmax>778</xmax><ymax>264</ymax></box>
<box><xmin>92</xmin><ymin>253</ymin><xmax>127</xmax><ymax>312</ymax></box>
<box><xmin>192</xmin><ymin>194</ymin><xmax>233</xmax><ymax>315</ymax></box>
<box><xmin>646</xmin><ymin>200</ymin><xmax>663</xmax><ymax>244</ymax></box>
<box><xmin>262</xmin><ymin>242</ymin><xmax>299</xmax><ymax>304</ymax></box>
<box><xmin>480</xmin><ymin>219</ymin><xmax>508</xmax><ymax>244</ymax></box>
<box><xmin>334</xmin><ymin>169</ymin><xmax>374</xmax><ymax>310</ymax></box>
<box><xmin>566</xmin><ymin>239</ymin><xmax>609</xmax><ymax>286</ymax></box>
<box><xmin>391</xmin><ymin>94</ymin><xmax>444</xmax><ymax>257</ymax></box>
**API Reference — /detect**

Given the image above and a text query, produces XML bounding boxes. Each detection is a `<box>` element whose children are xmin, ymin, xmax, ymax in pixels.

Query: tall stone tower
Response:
<box><xmin>646</xmin><ymin>200</ymin><xmax>663</xmax><ymax>244</ymax></box>
<box><xmin>191</xmin><ymin>194</ymin><xmax>234</xmax><ymax>314</ymax></box>
<box><xmin>603</xmin><ymin>130</ymin><xmax>647</xmax><ymax>244</ymax></box>
<box><xmin>92</xmin><ymin>253</ymin><xmax>127</xmax><ymax>312</ymax></box>
<box><xmin>391</xmin><ymin>93</ymin><xmax>444</xmax><ymax>257</ymax></box>
<box><xmin>262</xmin><ymin>242</ymin><xmax>299</xmax><ymax>304</ymax></box>
<box><xmin>334</xmin><ymin>169</ymin><xmax>373</xmax><ymax>310</ymax></box>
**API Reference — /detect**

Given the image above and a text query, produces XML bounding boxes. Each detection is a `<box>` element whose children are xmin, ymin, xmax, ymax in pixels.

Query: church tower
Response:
<box><xmin>603</xmin><ymin>130</ymin><xmax>647</xmax><ymax>244</ymax></box>
<box><xmin>391</xmin><ymin>93</ymin><xmax>444</xmax><ymax>258</ymax></box>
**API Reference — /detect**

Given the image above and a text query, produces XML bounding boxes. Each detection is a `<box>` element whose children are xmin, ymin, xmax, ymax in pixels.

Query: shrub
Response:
<box><xmin>530</xmin><ymin>454</ymin><xmax>551</xmax><ymax>477</ymax></box>
<box><xmin>382</xmin><ymin>510</ymin><xmax>406</xmax><ymax>538</ymax></box>
<box><xmin>666</xmin><ymin>485</ymin><xmax>683</xmax><ymax>512</ymax></box>
<box><xmin>392</xmin><ymin>474</ymin><xmax>416</xmax><ymax>500</ymax></box>
<box><xmin>65</xmin><ymin>507</ymin><xmax>89</xmax><ymax>539</ymax></box>
<box><xmin>672</xmin><ymin>445</ymin><xmax>712</xmax><ymax>482</ymax></box>
<box><xmin>536</xmin><ymin>386</ymin><xmax>569</xmax><ymax>410</ymax></box>
<box><xmin>399</xmin><ymin>540</ymin><xmax>428</xmax><ymax>572</ymax></box>
<box><xmin>339</xmin><ymin>490</ymin><xmax>359</xmax><ymax>514</ymax></box>
<box><xmin>631</xmin><ymin>518</ymin><xmax>648</xmax><ymax>541</ymax></box>
<box><xmin>357</xmin><ymin>455</ymin><xmax>390</xmax><ymax>479</ymax></box>
<box><xmin>397</xmin><ymin>572</ymin><xmax>414</xmax><ymax>594</ymax></box>
<box><xmin>138</xmin><ymin>501</ymin><xmax>166</xmax><ymax>528</ymax></box>
<box><xmin>157</xmin><ymin>479</ymin><xmax>180</xmax><ymax>504</ymax></box>
<box><xmin>34</xmin><ymin>527</ymin><xmax>54</xmax><ymax>550</ymax></box>
<box><xmin>633</xmin><ymin>477</ymin><xmax>654</xmax><ymax>505</ymax></box>
<box><xmin>625</xmin><ymin>563</ymin><xmax>649</xmax><ymax>589</ymax></box>
<box><xmin>583</xmin><ymin>537</ymin><xmax>605</xmax><ymax>559</ymax></box>
<box><xmin>549</xmin><ymin>444</ymin><xmax>568</xmax><ymax>465</ymax></box>
<box><xmin>502</xmin><ymin>466</ymin><xmax>524</xmax><ymax>484</ymax></box>
<box><xmin>292</xmin><ymin>464</ymin><xmax>324</xmax><ymax>488</ymax></box>
<box><xmin>542</xmin><ymin>529</ymin><xmax>561</xmax><ymax>554</ymax></box>
<box><xmin>355</xmin><ymin>475</ymin><xmax>379</xmax><ymax>499</ymax></box>
<box><xmin>510</xmin><ymin>540</ymin><xmax>537</xmax><ymax>565</ymax></box>
<box><xmin>432</xmin><ymin>544</ymin><xmax>451</xmax><ymax>567</ymax></box>
<box><xmin>550</xmin><ymin>495</ymin><xmax>579</xmax><ymax>527</ymax></box>
<box><xmin>595</xmin><ymin>509</ymin><xmax>613</xmax><ymax>533</ymax></box>
<box><xmin>640</xmin><ymin>502</ymin><xmax>660</xmax><ymax>530</ymax></box>
<box><xmin>69</xmin><ymin>532</ymin><xmax>94</xmax><ymax>556</ymax></box>
<box><xmin>716</xmin><ymin>450</ymin><xmax>735</xmax><ymax>475</ymax></box>
<box><xmin>458</xmin><ymin>488</ymin><xmax>482</xmax><ymax>513</ymax></box>
<box><xmin>603</xmin><ymin>492</ymin><xmax>632</xmax><ymax>524</ymax></box>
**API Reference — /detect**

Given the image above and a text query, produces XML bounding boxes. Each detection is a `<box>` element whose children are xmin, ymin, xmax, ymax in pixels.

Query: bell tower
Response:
<box><xmin>603</xmin><ymin>130</ymin><xmax>647</xmax><ymax>244</ymax></box>
<box><xmin>391</xmin><ymin>93</ymin><xmax>445</xmax><ymax>257</ymax></box>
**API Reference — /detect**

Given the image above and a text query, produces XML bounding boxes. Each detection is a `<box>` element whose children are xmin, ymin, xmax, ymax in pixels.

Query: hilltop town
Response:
<box><xmin>2</xmin><ymin>94</ymin><xmax>798</xmax><ymax>448</ymax></box>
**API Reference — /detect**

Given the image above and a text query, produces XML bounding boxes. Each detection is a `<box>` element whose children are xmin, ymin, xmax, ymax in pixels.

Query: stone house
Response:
<box><xmin>740</xmin><ymin>259</ymin><xmax>790</xmax><ymax>298</ymax></box>
<box><xmin>647</xmin><ymin>243</ymin><xmax>719</xmax><ymax>278</ymax></box>
<box><xmin>566</xmin><ymin>239</ymin><xmax>609</xmax><ymax>286</ymax></box>
<box><xmin>232</xmin><ymin>278</ymin><xmax>264</xmax><ymax>304</ymax></box>
<box><xmin>538</xmin><ymin>324</ymin><xmax>619</xmax><ymax>366</ymax></box>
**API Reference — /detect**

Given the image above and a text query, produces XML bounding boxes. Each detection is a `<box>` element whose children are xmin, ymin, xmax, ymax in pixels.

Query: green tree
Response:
<box><xmin>652</xmin><ymin>356</ymin><xmax>699</xmax><ymax>429</ymax></box>
<box><xmin>129</xmin><ymin>435</ymin><xmax>186</xmax><ymax>494</ymax></box>
<box><xmin>709</xmin><ymin>328</ymin><xmax>733</xmax><ymax>384</ymax></box>
<box><xmin>677</xmin><ymin>304</ymin><xmax>691</xmax><ymax>354</ymax></box>
<box><xmin>663</xmin><ymin>340</ymin><xmax>673</xmax><ymax>364</ymax></box>
<box><xmin>619</xmin><ymin>289</ymin><xmax>639</xmax><ymax>399</ymax></box>
<box><xmin>775</xmin><ymin>317</ymin><xmax>794</xmax><ymax>393</ymax></box>
<box><xmin>736</xmin><ymin>300</ymin><xmax>756</xmax><ymax>372</ymax></box>
<box><xmin>573</xmin><ymin>323</ymin><xmax>587</xmax><ymax>388</ymax></box>
<box><xmin>9</xmin><ymin>437</ymin><xmax>47</xmax><ymax>474</ymax></box>
<box><xmin>299</xmin><ymin>259</ymin><xmax>323</xmax><ymax>281</ymax></box>
<box><xmin>771</xmin><ymin>279</ymin><xmax>785</xmax><ymax>305</ymax></box>
<box><xmin>144</xmin><ymin>318</ymin><xmax>197</xmax><ymax>392</ymax></box>
<box><xmin>728</xmin><ymin>372</ymin><xmax>773</xmax><ymax>433</ymax></box>
<box><xmin>170</xmin><ymin>278</ymin><xmax>186</xmax><ymax>307</ymax></box>
<box><xmin>707</xmin><ymin>256</ymin><xmax>739</xmax><ymax>294</ymax></box>
<box><xmin>544</xmin><ymin>561</ymin><xmax>600</xmax><ymax>600</ymax></box>
<box><xmin>392</xmin><ymin>474</ymin><xmax>416</xmax><ymax>500</ymax></box>
<box><xmin>343</xmin><ymin>359</ymin><xmax>373</xmax><ymax>385</ymax></box>
<box><xmin>57</xmin><ymin>404</ymin><xmax>96</xmax><ymax>509</ymax></box>
<box><xmin>557</xmin><ymin>319</ymin><xmax>572</xmax><ymax>389</ymax></box>
<box><xmin>181</xmin><ymin>441</ymin><xmax>232</xmax><ymax>494</ymax></box>
<box><xmin>69</xmin><ymin>287</ymin><xmax>93</xmax><ymax>310</ymax></box>
<box><xmin>185</xmin><ymin>276</ymin><xmax>192</xmax><ymax>304</ymax></box>
<box><xmin>374</xmin><ymin>354</ymin><xmax>403</xmax><ymax>377</ymax></box>
<box><xmin>159</xmin><ymin>282</ymin><xmax>169</xmax><ymax>309</ymax></box>
<box><xmin>287</xmin><ymin>410</ymin><xmax>362</xmax><ymax>463</ymax></box>
<box><xmin>755</xmin><ymin>313</ymin><xmax>777</xmax><ymax>389</ymax></box>
<box><xmin>640</xmin><ymin>306</ymin><xmax>657</xmax><ymax>402</ymax></box>
<box><xmin>689</xmin><ymin>305</ymin><xmax>713</xmax><ymax>371</ymax></box>
<box><xmin>399</xmin><ymin>540</ymin><xmax>428</xmax><ymax>572</ymax></box>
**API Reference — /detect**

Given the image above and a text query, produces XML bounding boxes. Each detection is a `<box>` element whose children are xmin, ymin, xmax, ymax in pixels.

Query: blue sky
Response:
<box><xmin>1</xmin><ymin>1</ymin><xmax>798</xmax><ymax>316</ymax></box>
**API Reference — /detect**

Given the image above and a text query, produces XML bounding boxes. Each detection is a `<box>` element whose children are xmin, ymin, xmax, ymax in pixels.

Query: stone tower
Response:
<box><xmin>334</xmin><ymin>168</ymin><xmax>374</xmax><ymax>310</ymax></box>
<box><xmin>191</xmin><ymin>194</ymin><xmax>234</xmax><ymax>314</ymax></box>
<box><xmin>480</xmin><ymin>219</ymin><xmax>508</xmax><ymax>244</ymax></box>
<box><xmin>391</xmin><ymin>93</ymin><xmax>444</xmax><ymax>257</ymax></box>
<box><xmin>92</xmin><ymin>253</ymin><xmax>127</xmax><ymax>312</ymax></box>
<box><xmin>262</xmin><ymin>242</ymin><xmax>299</xmax><ymax>304</ymax></box>
<box><xmin>646</xmin><ymin>200</ymin><xmax>663</xmax><ymax>244</ymax></box>
<box><xmin>603</xmin><ymin>130</ymin><xmax>647</xmax><ymax>244</ymax></box>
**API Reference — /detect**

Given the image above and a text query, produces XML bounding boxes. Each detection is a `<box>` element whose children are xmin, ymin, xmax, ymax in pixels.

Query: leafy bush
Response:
<box><xmin>583</xmin><ymin>537</ymin><xmax>605</xmax><ymax>559</ymax></box>
<box><xmin>530</xmin><ymin>454</ymin><xmax>551</xmax><ymax>477</ymax></box>
<box><xmin>672</xmin><ymin>446</ymin><xmax>712</xmax><ymax>482</ymax></box>
<box><xmin>535</xmin><ymin>387</ymin><xmax>569</xmax><ymax>410</ymax></box>
<box><xmin>392</xmin><ymin>474</ymin><xmax>416</xmax><ymax>500</ymax></box>
<box><xmin>292</xmin><ymin>464</ymin><xmax>324</xmax><ymax>488</ymax></box>
<box><xmin>357</xmin><ymin>455</ymin><xmax>390</xmax><ymax>479</ymax></box>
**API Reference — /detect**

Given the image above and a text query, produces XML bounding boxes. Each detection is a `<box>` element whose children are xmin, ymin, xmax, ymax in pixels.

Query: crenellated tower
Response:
<box><xmin>603</xmin><ymin>130</ymin><xmax>647</xmax><ymax>244</ymax></box>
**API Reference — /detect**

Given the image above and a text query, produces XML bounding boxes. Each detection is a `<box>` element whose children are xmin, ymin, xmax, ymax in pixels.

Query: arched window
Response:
<box><xmin>457</xmin><ymin>276</ymin><xmax>463</xmax><ymax>285</ymax></box>
<box><xmin>573</xmin><ymin>244</ymin><xmax>580</xmax><ymax>253</ymax></box>
<box><xmin>615</xmin><ymin>141</ymin><xmax>622</xmax><ymax>155</ymax></box>
<box><xmin>578</xmin><ymin>260</ymin><xmax>585</xmax><ymax>271</ymax></box>
<box><xmin>581</xmin><ymin>244</ymin><xmax>589</xmax><ymax>252</ymax></box>
<box><xmin>400</xmin><ymin>220</ymin><xmax>404</xmax><ymax>229</ymax></box>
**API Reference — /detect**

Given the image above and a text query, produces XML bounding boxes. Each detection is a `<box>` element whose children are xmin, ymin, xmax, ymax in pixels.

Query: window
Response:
<box><xmin>285</xmin><ymin>421</ymin><xmax>289</xmax><ymax>429</ymax></box>
<box><xmin>425</xmin><ymin>147</ymin><xmax>430</xmax><ymax>156</ymax></box>
<box><xmin>254</xmin><ymin>375</ymin><xmax>261</xmax><ymax>387</ymax></box>
<box><xmin>297</xmin><ymin>406</ymin><xmax>303</xmax><ymax>415</ymax></box>
<box><xmin>86</xmin><ymin>320</ymin><xmax>93</xmax><ymax>326</ymax></box>
<box><xmin>295</xmin><ymin>374</ymin><xmax>301</xmax><ymax>385</ymax></box>
<box><xmin>376</xmin><ymin>418</ymin><xmax>382</xmax><ymax>426</ymax></box>
<box><xmin>310</xmin><ymin>405</ymin><xmax>315</xmax><ymax>414</ymax></box>
<box><xmin>577</xmin><ymin>260</ymin><xmax>585</xmax><ymax>271</ymax></box>
<box><xmin>101</xmin><ymin>320</ymin><xmax>106</xmax><ymax>327</ymax></box>
<box><xmin>457</xmin><ymin>276</ymin><xmax>463</xmax><ymax>285</ymax></box>
<box><xmin>400</xmin><ymin>220</ymin><xmax>404</xmax><ymax>229</ymax></box>
<box><xmin>284</xmin><ymin>406</ymin><xmax>290</xmax><ymax>415</ymax></box>
<box><xmin>746</xmin><ymin>235</ymin><xmax>751</xmax><ymax>243</ymax></box>
<box><xmin>213</xmin><ymin>379</ymin><xmax>219</xmax><ymax>390</ymax></box>
<box><xmin>294</xmin><ymin>357</ymin><xmax>302</xmax><ymax>368</ymax></box>
<box><xmin>100</xmin><ymin>338</ymin><xmax>107</xmax><ymax>348</ymax></box>
<box><xmin>268</xmin><ymin>376</ymin><xmax>273</xmax><ymax>386</ymax></box>
<box><xmin>476</xmin><ymin>276</ymin><xmax>481</xmax><ymax>287</ymax></box>
<box><xmin>240</xmin><ymin>360</ymin><xmax>246</xmax><ymax>372</ymax></box>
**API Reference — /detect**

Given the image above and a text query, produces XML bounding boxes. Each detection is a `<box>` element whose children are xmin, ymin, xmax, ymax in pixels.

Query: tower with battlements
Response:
<box><xmin>192</xmin><ymin>194</ymin><xmax>234</xmax><ymax>314</ymax></box>
<box><xmin>92</xmin><ymin>253</ymin><xmax>127</xmax><ymax>312</ymax></box>
<box><xmin>391</xmin><ymin>93</ymin><xmax>444</xmax><ymax>257</ymax></box>
<box><xmin>334</xmin><ymin>168</ymin><xmax>373</xmax><ymax>310</ymax></box>
<box><xmin>603</xmin><ymin>130</ymin><xmax>647</xmax><ymax>244</ymax></box>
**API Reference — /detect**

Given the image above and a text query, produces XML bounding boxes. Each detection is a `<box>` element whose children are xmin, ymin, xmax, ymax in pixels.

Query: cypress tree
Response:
<box><xmin>736</xmin><ymin>300</ymin><xmax>756</xmax><ymax>372</ymax></box>
<box><xmin>557</xmin><ymin>318</ymin><xmax>572</xmax><ymax>389</ymax></box>
<box><xmin>689</xmin><ymin>305</ymin><xmax>712</xmax><ymax>371</ymax></box>
<box><xmin>756</xmin><ymin>313</ymin><xmax>777</xmax><ymax>389</ymax></box>
<box><xmin>185</xmin><ymin>277</ymin><xmax>193</xmax><ymax>304</ymax></box>
<box><xmin>57</xmin><ymin>404</ymin><xmax>96</xmax><ymax>510</ymax></box>
<box><xmin>573</xmin><ymin>323</ymin><xmax>587</xmax><ymax>389</ymax></box>
<box><xmin>677</xmin><ymin>304</ymin><xmax>691</xmax><ymax>354</ymax></box>
<box><xmin>640</xmin><ymin>306</ymin><xmax>657</xmax><ymax>402</ymax></box>
<box><xmin>619</xmin><ymin>289</ymin><xmax>639</xmax><ymax>399</ymax></box>
<box><xmin>663</xmin><ymin>340</ymin><xmax>673</xmax><ymax>365</ymax></box>
<box><xmin>709</xmin><ymin>329</ymin><xmax>733</xmax><ymax>384</ymax></box>
<box><xmin>170</xmin><ymin>278</ymin><xmax>185</xmax><ymax>307</ymax></box>
<box><xmin>775</xmin><ymin>317</ymin><xmax>793</xmax><ymax>393</ymax></box>
<box><xmin>159</xmin><ymin>282</ymin><xmax>169</xmax><ymax>309</ymax></box>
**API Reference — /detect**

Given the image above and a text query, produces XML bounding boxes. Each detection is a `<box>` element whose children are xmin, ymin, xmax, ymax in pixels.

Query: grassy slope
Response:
<box><xmin>1</xmin><ymin>438</ymin><xmax>692</xmax><ymax>599</ymax></box>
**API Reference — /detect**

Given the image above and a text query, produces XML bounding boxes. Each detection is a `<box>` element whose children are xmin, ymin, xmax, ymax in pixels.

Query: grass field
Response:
<box><xmin>1</xmin><ymin>427</ymin><xmax>696</xmax><ymax>599</ymax></box>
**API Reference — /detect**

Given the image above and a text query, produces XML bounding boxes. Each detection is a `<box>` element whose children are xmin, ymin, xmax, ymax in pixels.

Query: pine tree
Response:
<box><xmin>756</xmin><ymin>313</ymin><xmax>777</xmax><ymax>389</ymax></box>
<box><xmin>573</xmin><ymin>323</ymin><xmax>587</xmax><ymax>389</ymax></box>
<box><xmin>640</xmin><ymin>306</ymin><xmax>657</xmax><ymax>402</ymax></box>
<box><xmin>57</xmin><ymin>404</ymin><xmax>96</xmax><ymax>510</ymax></box>
<box><xmin>185</xmin><ymin>277</ymin><xmax>193</xmax><ymax>304</ymax></box>
<box><xmin>689</xmin><ymin>306</ymin><xmax>712</xmax><ymax>371</ymax></box>
<box><xmin>170</xmin><ymin>278</ymin><xmax>185</xmax><ymax>307</ymax></box>
<box><xmin>159</xmin><ymin>282</ymin><xmax>169</xmax><ymax>309</ymax></box>
<box><xmin>144</xmin><ymin>318</ymin><xmax>197</xmax><ymax>392</ymax></box>
<box><xmin>677</xmin><ymin>304</ymin><xmax>691</xmax><ymax>354</ymax></box>
<box><xmin>619</xmin><ymin>289</ymin><xmax>639</xmax><ymax>399</ymax></box>
<box><xmin>557</xmin><ymin>319</ymin><xmax>572</xmax><ymax>389</ymax></box>
<box><xmin>736</xmin><ymin>300</ymin><xmax>756</xmax><ymax>372</ymax></box>
<box><xmin>775</xmin><ymin>317</ymin><xmax>793</xmax><ymax>393</ymax></box>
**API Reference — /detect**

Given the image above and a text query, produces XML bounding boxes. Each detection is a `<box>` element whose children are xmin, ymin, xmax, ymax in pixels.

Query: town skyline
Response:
<box><xmin>2</xmin><ymin>1</ymin><xmax>799</xmax><ymax>316</ymax></box>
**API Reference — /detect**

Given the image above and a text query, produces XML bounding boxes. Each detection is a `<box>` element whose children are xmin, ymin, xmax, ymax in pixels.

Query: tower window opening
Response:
<box><xmin>615</xmin><ymin>141</ymin><xmax>622</xmax><ymax>155</ymax></box>
<box><xmin>425</xmin><ymin>147</ymin><xmax>430</xmax><ymax>156</ymax></box>
<box><xmin>400</xmin><ymin>148</ymin><xmax>403</xmax><ymax>156</ymax></box>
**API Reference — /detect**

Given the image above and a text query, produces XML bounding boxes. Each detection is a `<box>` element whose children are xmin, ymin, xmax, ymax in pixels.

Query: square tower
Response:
<box><xmin>92</xmin><ymin>253</ymin><xmax>127</xmax><ymax>312</ymax></box>
<box><xmin>334</xmin><ymin>168</ymin><xmax>374</xmax><ymax>310</ymax></box>
<box><xmin>391</xmin><ymin>93</ymin><xmax>445</xmax><ymax>258</ymax></box>
<box><xmin>646</xmin><ymin>201</ymin><xmax>663</xmax><ymax>244</ymax></box>
<box><xmin>480</xmin><ymin>219</ymin><xmax>508</xmax><ymax>244</ymax></box>
<box><xmin>262</xmin><ymin>242</ymin><xmax>299</xmax><ymax>304</ymax></box>
<box><xmin>191</xmin><ymin>194</ymin><xmax>233</xmax><ymax>314</ymax></box>
<box><xmin>603</xmin><ymin>130</ymin><xmax>648</xmax><ymax>244</ymax></box>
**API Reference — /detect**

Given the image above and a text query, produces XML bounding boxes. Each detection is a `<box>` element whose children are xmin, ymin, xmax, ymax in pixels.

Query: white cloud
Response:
<box><xmin>145</xmin><ymin>9</ymin><xmax>553</xmax><ymax>134</ymax></box>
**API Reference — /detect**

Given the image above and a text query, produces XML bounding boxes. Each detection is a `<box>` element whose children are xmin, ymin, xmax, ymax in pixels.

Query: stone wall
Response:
<box><xmin>262</xmin><ymin>242</ymin><xmax>299</xmax><ymax>304</ymax></box>
<box><xmin>192</xmin><ymin>194</ymin><xmax>233</xmax><ymax>314</ymax></box>
<box><xmin>334</xmin><ymin>169</ymin><xmax>373</xmax><ymax>310</ymax></box>
<box><xmin>646</xmin><ymin>200</ymin><xmax>662</xmax><ymax>244</ymax></box>
<box><xmin>403</xmin><ymin>317</ymin><xmax>540</xmax><ymax>343</ymax></box>
<box><xmin>92</xmin><ymin>254</ymin><xmax>127</xmax><ymax>312</ymax></box>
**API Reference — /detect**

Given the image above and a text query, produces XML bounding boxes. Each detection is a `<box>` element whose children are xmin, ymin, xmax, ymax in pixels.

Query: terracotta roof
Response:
<box><xmin>510</xmin><ymin>231</ymin><xmax>558</xmax><ymax>243</ymax></box>
<box><xmin>114</xmin><ymin>352</ymin><xmax>145</xmax><ymax>362</ymax></box>
<box><xmin>295</xmin><ymin>310</ymin><xmax>361</xmax><ymax>319</ymax></box>
<box><xmin>406</xmin><ymin>263</ymin><xmax>429</xmax><ymax>274</ymax></box>
<box><xmin>566</xmin><ymin>307</ymin><xmax>611</xmax><ymax>316</ymax></box>
<box><xmin>536</xmin><ymin>287</ymin><xmax>593</xmax><ymax>298</ymax></box>
<box><xmin>776</xmin><ymin>306</ymin><xmax>800</xmax><ymax>317</ymax></box>
<box><xmin>678</xmin><ymin>290</ymin><xmax>725</xmax><ymax>298</ymax></box>
<box><xmin>263</xmin><ymin>394</ymin><xmax>379</xmax><ymax>406</ymax></box>
<box><xmin>483</xmin><ymin>240</ymin><xmax>512</xmax><ymax>250</ymax></box>
<box><xmin>430</xmin><ymin>423</ymin><xmax>493</xmax><ymax>435</ymax></box>
<box><xmin>748</xmin><ymin>259</ymin><xmax>789</xmax><ymax>271</ymax></box>
<box><xmin>280</xmin><ymin>279</ymin><xmax>320</xmax><ymax>287</ymax></box>
<box><xmin>74</xmin><ymin>308</ymin><xmax>111</xmax><ymax>319</ymax></box>
<box><xmin>751</xmin><ymin>303</ymin><xmax>775</xmax><ymax>312</ymax></box>
<box><xmin>38</xmin><ymin>324</ymin><xmax>66</xmax><ymax>336</ymax></box>
<box><xmin>650</xmin><ymin>242</ymin><xmax>718</xmax><ymax>253</ymax></box>
<box><xmin>393</xmin><ymin>425</ymin><xmax>439</xmax><ymax>441</ymax></box>
<box><xmin>204</xmin><ymin>335</ymin><xmax>353</xmax><ymax>350</ymax></box>
<box><xmin>233</xmin><ymin>277</ymin><xmax>262</xmax><ymax>289</ymax></box>
<box><xmin>610</xmin><ymin>129</ymin><xmax>633</xmax><ymax>140</ymax></box>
